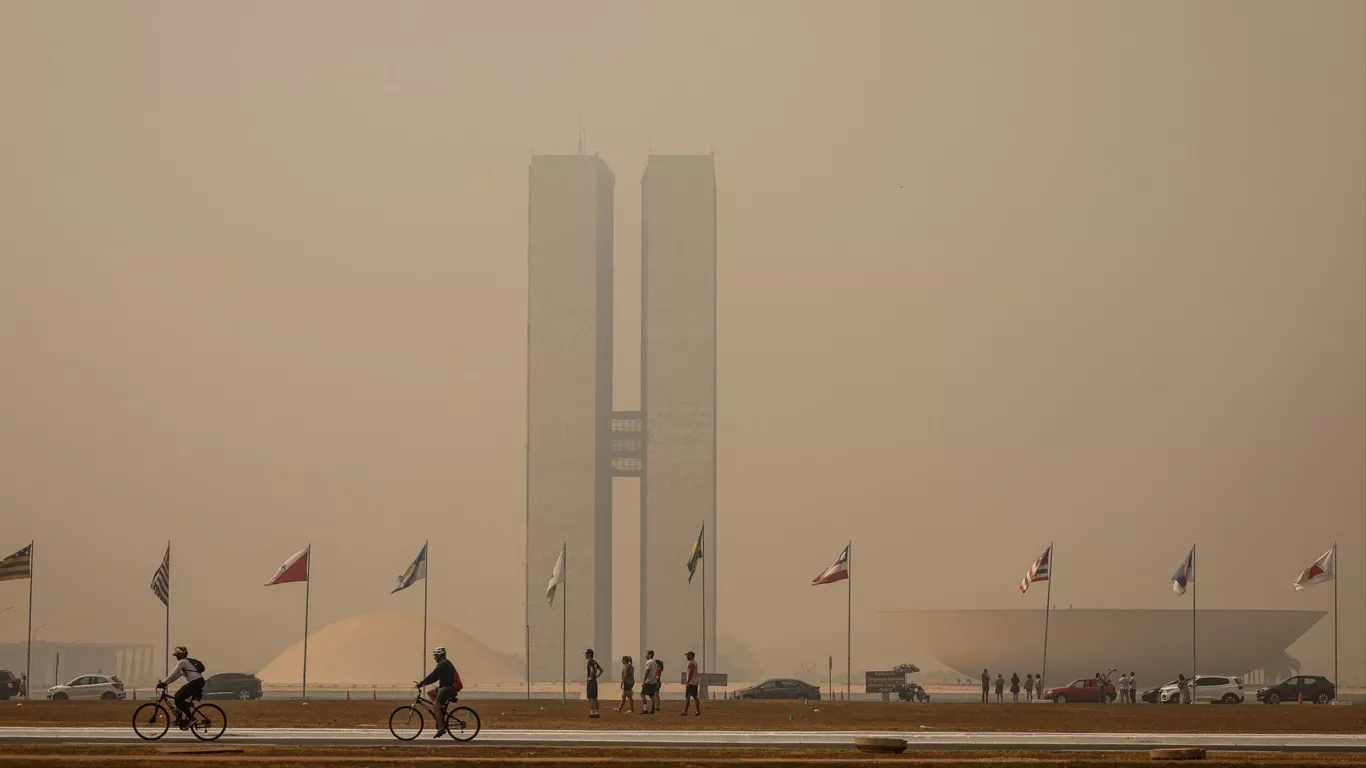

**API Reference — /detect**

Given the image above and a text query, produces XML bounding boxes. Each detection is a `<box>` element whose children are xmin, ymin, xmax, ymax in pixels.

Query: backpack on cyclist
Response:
<box><xmin>452</xmin><ymin>668</ymin><xmax>463</xmax><ymax>692</ymax></box>
<box><xmin>187</xmin><ymin>658</ymin><xmax>205</xmax><ymax>674</ymax></box>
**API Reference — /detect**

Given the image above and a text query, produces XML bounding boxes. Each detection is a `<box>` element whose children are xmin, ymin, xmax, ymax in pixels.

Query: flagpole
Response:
<box><xmin>561</xmin><ymin>542</ymin><xmax>567</xmax><ymax>705</ymax></box>
<box><xmin>25</xmin><ymin>541</ymin><xmax>33</xmax><ymax>699</ymax></box>
<box><xmin>1333</xmin><ymin>542</ymin><xmax>1338</xmax><ymax>694</ymax></box>
<box><xmin>302</xmin><ymin>544</ymin><xmax>311</xmax><ymax>701</ymax></box>
<box><xmin>846</xmin><ymin>540</ymin><xmax>852</xmax><ymax>701</ymax></box>
<box><xmin>423</xmin><ymin>541</ymin><xmax>429</xmax><ymax>684</ymax></box>
<box><xmin>165</xmin><ymin>541</ymin><xmax>171</xmax><ymax>679</ymax></box>
<box><xmin>1190</xmin><ymin>543</ymin><xmax>1196</xmax><ymax>686</ymax></box>
<box><xmin>1042</xmin><ymin>543</ymin><xmax>1053</xmax><ymax>692</ymax></box>
<box><xmin>701</xmin><ymin>522</ymin><xmax>707</xmax><ymax>681</ymax></box>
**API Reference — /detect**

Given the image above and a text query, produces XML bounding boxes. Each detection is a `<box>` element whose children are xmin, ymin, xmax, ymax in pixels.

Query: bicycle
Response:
<box><xmin>132</xmin><ymin>688</ymin><xmax>227</xmax><ymax>742</ymax></box>
<box><xmin>388</xmin><ymin>688</ymin><xmax>481</xmax><ymax>742</ymax></box>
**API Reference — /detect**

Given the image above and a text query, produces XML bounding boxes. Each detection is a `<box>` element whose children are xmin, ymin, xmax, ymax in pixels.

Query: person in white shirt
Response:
<box><xmin>639</xmin><ymin>651</ymin><xmax>660</xmax><ymax>715</ymax></box>
<box><xmin>157</xmin><ymin>646</ymin><xmax>205</xmax><ymax>727</ymax></box>
<box><xmin>1117</xmin><ymin>674</ymin><xmax>1130</xmax><ymax>704</ymax></box>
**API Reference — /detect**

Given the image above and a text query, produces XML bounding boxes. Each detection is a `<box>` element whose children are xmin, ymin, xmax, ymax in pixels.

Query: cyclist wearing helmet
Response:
<box><xmin>417</xmin><ymin>647</ymin><xmax>461</xmax><ymax>738</ymax></box>
<box><xmin>156</xmin><ymin>646</ymin><xmax>205</xmax><ymax>728</ymax></box>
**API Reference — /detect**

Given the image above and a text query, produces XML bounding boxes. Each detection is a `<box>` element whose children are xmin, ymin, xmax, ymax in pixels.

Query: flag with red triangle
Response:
<box><xmin>1293</xmin><ymin>547</ymin><xmax>1335</xmax><ymax>591</ymax></box>
<box><xmin>265</xmin><ymin>545</ymin><xmax>310</xmax><ymax>586</ymax></box>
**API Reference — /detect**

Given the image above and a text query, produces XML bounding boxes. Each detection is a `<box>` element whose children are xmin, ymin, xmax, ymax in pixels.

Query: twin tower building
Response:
<box><xmin>526</xmin><ymin>154</ymin><xmax>717</xmax><ymax>681</ymax></box>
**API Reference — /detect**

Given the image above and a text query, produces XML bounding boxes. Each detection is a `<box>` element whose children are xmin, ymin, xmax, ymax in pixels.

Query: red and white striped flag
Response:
<box><xmin>1020</xmin><ymin>546</ymin><xmax>1051</xmax><ymax>593</ymax></box>
<box><xmin>812</xmin><ymin>545</ymin><xmax>850</xmax><ymax>585</ymax></box>
<box><xmin>150</xmin><ymin>544</ymin><xmax>170</xmax><ymax>606</ymax></box>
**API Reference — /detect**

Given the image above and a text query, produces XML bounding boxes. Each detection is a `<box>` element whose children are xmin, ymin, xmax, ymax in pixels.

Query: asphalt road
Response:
<box><xmin>1</xmin><ymin>727</ymin><xmax>1363</xmax><ymax>752</ymax></box>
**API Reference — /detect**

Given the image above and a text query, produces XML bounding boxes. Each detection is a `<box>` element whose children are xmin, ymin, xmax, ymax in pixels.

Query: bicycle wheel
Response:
<box><xmin>388</xmin><ymin>705</ymin><xmax>425</xmax><ymax>741</ymax></box>
<box><xmin>445</xmin><ymin>706</ymin><xmax>481</xmax><ymax>742</ymax></box>
<box><xmin>132</xmin><ymin>703</ymin><xmax>171</xmax><ymax>741</ymax></box>
<box><xmin>190</xmin><ymin>703</ymin><xmax>227</xmax><ymax>741</ymax></box>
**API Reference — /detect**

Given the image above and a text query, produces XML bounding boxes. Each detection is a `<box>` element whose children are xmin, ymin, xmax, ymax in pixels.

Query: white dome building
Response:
<box><xmin>257</xmin><ymin>611</ymin><xmax>521</xmax><ymax>686</ymax></box>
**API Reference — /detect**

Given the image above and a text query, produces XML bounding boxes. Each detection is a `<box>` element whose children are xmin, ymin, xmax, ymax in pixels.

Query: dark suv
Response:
<box><xmin>201</xmin><ymin>673</ymin><xmax>263</xmax><ymax>701</ymax></box>
<box><xmin>1256</xmin><ymin>675</ymin><xmax>1335</xmax><ymax>705</ymax></box>
<box><xmin>0</xmin><ymin>670</ymin><xmax>19</xmax><ymax>700</ymax></box>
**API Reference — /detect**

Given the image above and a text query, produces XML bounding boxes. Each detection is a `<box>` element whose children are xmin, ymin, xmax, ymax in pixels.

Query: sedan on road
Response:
<box><xmin>1158</xmin><ymin>675</ymin><xmax>1244</xmax><ymax>704</ymax></box>
<box><xmin>731</xmin><ymin>679</ymin><xmax>821</xmax><ymax>701</ymax></box>
<box><xmin>201</xmin><ymin>672</ymin><xmax>264</xmax><ymax>701</ymax></box>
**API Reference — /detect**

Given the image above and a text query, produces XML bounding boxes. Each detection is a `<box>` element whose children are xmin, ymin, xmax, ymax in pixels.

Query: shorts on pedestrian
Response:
<box><xmin>622</xmin><ymin>683</ymin><xmax>634</xmax><ymax>692</ymax></box>
<box><xmin>642</xmin><ymin>683</ymin><xmax>658</xmax><ymax>697</ymax></box>
<box><xmin>586</xmin><ymin>681</ymin><xmax>599</xmax><ymax>700</ymax></box>
<box><xmin>685</xmin><ymin>684</ymin><xmax>699</xmax><ymax>699</ymax></box>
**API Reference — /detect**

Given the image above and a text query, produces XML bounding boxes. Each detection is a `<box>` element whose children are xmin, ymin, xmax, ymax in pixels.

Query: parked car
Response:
<box><xmin>1158</xmin><ymin>675</ymin><xmax>1244</xmax><ymax>704</ymax></box>
<box><xmin>1043</xmin><ymin>678</ymin><xmax>1117</xmax><ymax>703</ymax></box>
<box><xmin>46</xmin><ymin>674</ymin><xmax>125</xmax><ymax>700</ymax></box>
<box><xmin>732</xmin><ymin>678</ymin><xmax>821</xmax><ymax>701</ymax></box>
<box><xmin>0</xmin><ymin>670</ymin><xmax>20</xmax><ymax>700</ymax></box>
<box><xmin>1141</xmin><ymin>679</ymin><xmax>1179</xmax><ymax>704</ymax></box>
<box><xmin>201</xmin><ymin>672</ymin><xmax>264</xmax><ymax>701</ymax></box>
<box><xmin>1256</xmin><ymin>675</ymin><xmax>1335</xmax><ymax>705</ymax></box>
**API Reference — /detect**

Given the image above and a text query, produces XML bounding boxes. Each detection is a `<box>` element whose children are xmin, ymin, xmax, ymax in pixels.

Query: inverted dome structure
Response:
<box><xmin>881</xmin><ymin>609</ymin><xmax>1325</xmax><ymax>686</ymax></box>
<box><xmin>257</xmin><ymin>611</ymin><xmax>521</xmax><ymax>686</ymax></box>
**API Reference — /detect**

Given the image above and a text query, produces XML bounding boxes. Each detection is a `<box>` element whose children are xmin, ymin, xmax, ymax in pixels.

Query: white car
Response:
<box><xmin>1158</xmin><ymin>674</ymin><xmax>1244</xmax><ymax>704</ymax></box>
<box><xmin>47</xmin><ymin>674</ymin><xmax>126</xmax><ymax>700</ymax></box>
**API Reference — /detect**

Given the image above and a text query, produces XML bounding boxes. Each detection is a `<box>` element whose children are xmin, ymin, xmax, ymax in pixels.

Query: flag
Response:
<box><xmin>1020</xmin><ymin>546</ymin><xmax>1051</xmax><ymax>594</ymax></box>
<box><xmin>150</xmin><ymin>545</ymin><xmax>170</xmax><ymax>606</ymax></box>
<box><xmin>265</xmin><ymin>545</ymin><xmax>310</xmax><ymax>586</ymax></box>
<box><xmin>1293</xmin><ymin>548</ymin><xmax>1335</xmax><ymax>591</ymax></box>
<box><xmin>1172</xmin><ymin>548</ymin><xmax>1194</xmax><ymax>595</ymax></box>
<box><xmin>391</xmin><ymin>543</ymin><xmax>428</xmax><ymax>594</ymax></box>
<box><xmin>812</xmin><ymin>545</ymin><xmax>850</xmax><ymax>585</ymax></box>
<box><xmin>0</xmin><ymin>544</ymin><xmax>32</xmax><ymax>583</ymax></box>
<box><xmin>687</xmin><ymin>524</ymin><xmax>704</xmax><ymax>584</ymax></box>
<box><xmin>546</xmin><ymin>545</ymin><xmax>565</xmax><ymax>607</ymax></box>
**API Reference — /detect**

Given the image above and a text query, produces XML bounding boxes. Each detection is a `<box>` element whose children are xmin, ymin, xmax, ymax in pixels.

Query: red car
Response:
<box><xmin>1044</xmin><ymin>678</ymin><xmax>1117</xmax><ymax>703</ymax></box>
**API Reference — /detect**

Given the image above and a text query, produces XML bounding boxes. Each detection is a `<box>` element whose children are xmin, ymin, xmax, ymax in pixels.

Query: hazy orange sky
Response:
<box><xmin>1</xmin><ymin>1</ymin><xmax>1362</xmax><ymax>683</ymax></box>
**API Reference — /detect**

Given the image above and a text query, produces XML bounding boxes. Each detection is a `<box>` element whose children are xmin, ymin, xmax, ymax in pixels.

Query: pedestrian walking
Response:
<box><xmin>1010</xmin><ymin>673</ymin><xmax>1021</xmax><ymax>703</ymax></box>
<box><xmin>616</xmin><ymin>656</ymin><xmax>635</xmax><ymax>713</ymax></box>
<box><xmin>1177</xmin><ymin>673</ymin><xmax>1191</xmax><ymax>704</ymax></box>
<box><xmin>1024</xmin><ymin>674</ymin><xmax>1034</xmax><ymax>703</ymax></box>
<box><xmin>584</xmin><ymin>649</ymin><xmax>604</xmax><ymax>719</ymax></box>
<box><xmin>981</xmin><ymin>669</ymin><xmax>990</xmax><ymax>703</ymax></box>
<box><xmin>681</xmin><ymin>651</ymin><xmax>702</xmax><ymax>716</ymax></box>
<box><xmin>1128</xmin><ymin>672</ymin><xmax>1137</xmax><ymax>704</ymax></box>
<box><xmin>639</xmin><ymin>651</ymin><xmax>659</xmax><ymax>714</ymax></box>
<box><xmin>994</xmin><ymin>673</ymin><xmax>1004</xmax><ymax>702</ymax></box>
<box><xmin>1035</xmin><ymin>674</ymin><xmax>1043</xmax><ymax>701</ymax></box>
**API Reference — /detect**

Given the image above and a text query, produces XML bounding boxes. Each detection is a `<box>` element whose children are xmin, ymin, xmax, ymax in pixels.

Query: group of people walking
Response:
<box><xmin>980</xmin><ymin>670</ymin><xmax>1044</xmax><ymax>702</ymax></box>
<box><xmin>581</xmin><ymin>648</ymin><xmax>704</xmax><ymax>719</ymax></box>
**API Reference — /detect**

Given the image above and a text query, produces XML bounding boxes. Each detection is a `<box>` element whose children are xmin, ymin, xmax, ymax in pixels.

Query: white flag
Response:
<box><xmin>546</xmin><ymin>546</ymin><xmax>565</xmax><ymax>606</ymax></box>
<box><xmin>1293</xmin><ymin>548</ymin><xmax>1336</xmax><ymax>591</ymax></box>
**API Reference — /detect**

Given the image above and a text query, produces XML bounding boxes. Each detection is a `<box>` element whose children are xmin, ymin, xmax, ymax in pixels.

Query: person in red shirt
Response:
<box><xmin>681</xmin><ymin>651</ymin><xmax>702</xmax><ymax>716</ymax></box>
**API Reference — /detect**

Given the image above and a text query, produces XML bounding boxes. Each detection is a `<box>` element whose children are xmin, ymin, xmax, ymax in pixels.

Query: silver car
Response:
<box><xmin>46</xmin><ymin>674</ymin><xmax>126</xmax><ymax>700</ymax></box>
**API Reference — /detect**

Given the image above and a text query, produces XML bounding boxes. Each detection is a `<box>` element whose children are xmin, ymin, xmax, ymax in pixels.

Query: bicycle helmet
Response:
<box><xmin>432</xmin><ymin>647</ymin><xmax>447</xmax><ymax>656</ymax></box>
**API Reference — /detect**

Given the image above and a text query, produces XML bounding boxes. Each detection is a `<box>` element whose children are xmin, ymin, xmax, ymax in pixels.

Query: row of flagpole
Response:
<box><xmin>1021</xmin><ymin>543</ymin><xmax>1340</xmax><ymax>692</ymax></box>
<box><xmin>0</xmin><ymin>538</ymin><xmax>1343</xmax><ymax>699</ymax></box>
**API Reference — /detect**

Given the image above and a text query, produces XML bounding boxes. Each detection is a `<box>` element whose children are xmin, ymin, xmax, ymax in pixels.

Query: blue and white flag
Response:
<box><xmin>1172</xmin><ymin>548</ymin><xmax>1194</xmax><ymax>595</ymax></box>
<box><xmin>391</xmin><ymin>543</ymin><xmax>428</xmax><ymax>594</ymax></box>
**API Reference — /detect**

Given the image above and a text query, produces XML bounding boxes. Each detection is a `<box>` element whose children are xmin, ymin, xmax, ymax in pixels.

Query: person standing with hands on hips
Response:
<box><xmin>584</xmin><ymin>649</ymin><xmax>604</xmax><ymax>719</ymax></box>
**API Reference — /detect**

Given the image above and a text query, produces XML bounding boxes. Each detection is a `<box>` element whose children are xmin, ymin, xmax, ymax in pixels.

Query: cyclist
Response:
<box><xmin>416</xmin><ymin>646</ymin><xmax>461</xmax><ymax>738</ymax></box>
<box><xmin>156</xmin><ymin>646</ymin><xmax>205</xmax><ymax>729</ymax></box>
